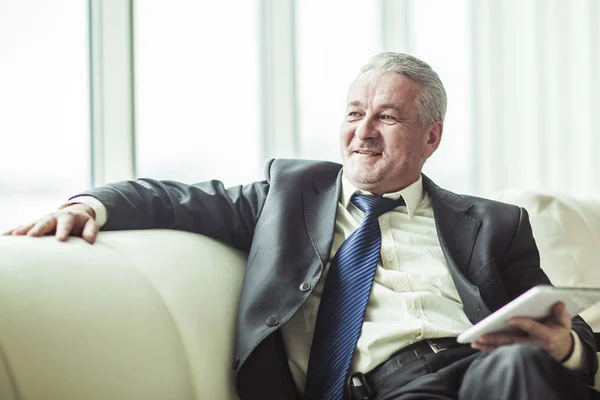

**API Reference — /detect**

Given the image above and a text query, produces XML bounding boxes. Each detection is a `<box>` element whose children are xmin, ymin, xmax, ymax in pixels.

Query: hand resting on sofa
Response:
<box><xmin>2</xmin><ymin>203</ymin><xmax>99</xmax><ymax>243</ymax></box>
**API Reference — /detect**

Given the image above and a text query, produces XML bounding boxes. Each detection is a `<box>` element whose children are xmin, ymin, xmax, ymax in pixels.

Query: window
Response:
<box><xmin>134</xmin><ymin>0</ymin><xmax>262</xmax><ymax>187</ymax></box>
<box><xmin>0</xmin><ymin>1</ymin><xmax>90</xmax><ymax>232</ymax></box>
<box><xmin>410</xmin><ymin>0</ymin><xmax>471</xmax><ymax>193</ymax></box>
<box><xmin>296</xmin><ymin>0</ymin><xmax>381</xmax><ymax>162</ymax></box>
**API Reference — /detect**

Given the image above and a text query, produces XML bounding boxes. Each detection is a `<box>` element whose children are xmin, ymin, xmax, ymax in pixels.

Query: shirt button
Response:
<box><xmin>266</xmin><ymin>316</ymin><xmax>279</xmax><ymax>326</ymax></box>
<box><xmin>299</xmin><ymin>282</ymin><xmax>311</xmax><ymax>292</ymax></box>
<box><xmin>386</xmin><ymin>253</ymin><xmax>394</xmax><ymax>261</ymax></box>
<box><xmin>396</xmin><ymin>284</ymin><xmax>406</xmax><ymax>292</ymax></box>
<box><xmin>379</xmin><ymin>219</ymin><xmax>385</xmax><ymax>226</ymax></box>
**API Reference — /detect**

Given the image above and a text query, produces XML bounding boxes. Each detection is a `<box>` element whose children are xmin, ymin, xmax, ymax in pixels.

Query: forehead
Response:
<box><xmin>347</xmin><ymin>70</ymin><xmax>422</xmax><ymax>108</ymax></box>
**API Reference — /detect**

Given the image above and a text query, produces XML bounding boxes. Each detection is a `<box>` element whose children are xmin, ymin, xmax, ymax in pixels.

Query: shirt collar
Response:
<box><xmin>340</xmin><ymin>173</ymin><xmax>424</xmax><ymax>220</ymax></box>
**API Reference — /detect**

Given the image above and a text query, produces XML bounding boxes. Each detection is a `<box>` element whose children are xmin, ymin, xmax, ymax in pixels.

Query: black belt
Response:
<box><xmin>346</xmin><ymin>338</ymin><xmax>465</xmax><ymax>400</ymax></box>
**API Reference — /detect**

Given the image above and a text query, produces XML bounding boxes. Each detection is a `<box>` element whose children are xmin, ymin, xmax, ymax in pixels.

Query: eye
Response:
<box><xmin>347</xmin><ymin>111</ymin><xmax>362</xmax><ymax>120</ymax></box>
<box><xmin>380</xmin><ymin>114</ymin><xmax>397</xmax><ymax>122</ymax></box>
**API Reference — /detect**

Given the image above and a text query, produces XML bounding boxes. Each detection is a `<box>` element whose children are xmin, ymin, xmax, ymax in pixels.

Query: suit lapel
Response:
<box><xmin>302</xmin><ymin>170</ymin><xmax>343</xmax><ymax>268</ymax></box>
<box><xmin>423</xmin><ymin>175</ymin><xmax>491</xmax><ymax>320</ymax></box>
<box><xmin>423</xmin><ymin>175</ymin><xmax>480</xmax><ymax>275</ymax></box>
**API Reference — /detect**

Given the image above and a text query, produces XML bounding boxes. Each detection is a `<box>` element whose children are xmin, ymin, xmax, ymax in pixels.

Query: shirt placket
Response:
<box><xmin>379</xmin><ymin>213</ymin><xmax>398</xmax><ymax>271</ymax></box>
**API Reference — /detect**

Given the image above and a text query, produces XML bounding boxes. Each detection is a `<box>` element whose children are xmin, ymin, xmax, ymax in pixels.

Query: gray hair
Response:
<box><xmin>359</xmin><ymin>52</ymin><xmax>447</xmax><ymax>125</ymax></box>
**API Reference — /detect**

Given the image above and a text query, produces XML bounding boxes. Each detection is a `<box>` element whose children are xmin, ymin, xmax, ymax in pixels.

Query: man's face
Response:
<box><xmin>340</xmin><ymin>69</ymin><xmax>443</xmax><ymax>195</ymax></box>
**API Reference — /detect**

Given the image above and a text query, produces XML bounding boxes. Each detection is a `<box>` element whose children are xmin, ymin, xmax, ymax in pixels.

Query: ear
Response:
<box><xmin>422</xmin><ymin>121</ymin><xmax>443</xmax><ymax>158</ymax></box>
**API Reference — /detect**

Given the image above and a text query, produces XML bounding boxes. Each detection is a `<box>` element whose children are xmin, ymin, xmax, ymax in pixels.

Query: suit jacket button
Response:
<box><xmin>476</xmin><ymin>307</ymin><xmax>481</xmax><ymax>314</ymax></box>
<box><xmin>266</xmin><ymin>316</ymin><xmax>279</xmax><ymax>326</ymax></box>
<box><xmin>299</xmin><ymin>282</ymin><xmax>311</xmax><ymax>292</ymax></box>
<box><xmin>232</xmin><ymin>357</ymin><xmax>240</xmax><ymax>370</ymax></box>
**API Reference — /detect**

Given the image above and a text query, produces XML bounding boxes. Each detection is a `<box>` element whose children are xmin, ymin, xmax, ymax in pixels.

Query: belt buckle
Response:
<box><xmin>346</xmin><ymin>372</ymin><xmax>373</xmax><ymax>400</ymax></box>
<box><xmin>426</xmin><ymin>339</ymin><xmax>448</xmax><ymax>354</ymax></box>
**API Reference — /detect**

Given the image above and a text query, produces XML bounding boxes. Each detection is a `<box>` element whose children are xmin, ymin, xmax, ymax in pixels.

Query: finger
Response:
<box><xmin>55</xmin><ymin>213</ymin><xmax>75</xmax><ymax>241</ymax></box>
<box><xmin>11</xmin><ymin>222</ymin><xmax>37</xmax><ymax>236</ymax></box>
<box><xmin>471</xmin><ymin>342</ymin><xmax>497</xmax><ymax>352</ymax></box>
<box><xmin>552</xmin><ymin>301</ymin><xmax>572</xmax><ymax>328</ymax></box>
<box><xmin>476</xmin><ymin>328</ymin><xmax>528</xmax><ymax>344</ymax></box>
<box><xmin>508</xmin><ymin>318</ymin><xmax>552</xmax><ymax>342</ymax></box>
<box><xmin>476</xmin><ymin>334</ymin><xmax>524</xmax><ymax>347</ymax></box>
<box><xmin>81</xmin><ymin>218</ymin><xmax>98</xmax><ymax>244</ymax></box>
<box><xmin>26</xmin><ymin>217</ymin><xmax>57</xmax><ymax>237</ymax></box>
<box><xmin>479</xmin><ymin>335</ymin><xmax>540</xmax><ymax>348</ymax></box>
<box><xmin>474</xmin><ymin>335</ymin><xmax>548</xmax><ymax>355</ymax></box>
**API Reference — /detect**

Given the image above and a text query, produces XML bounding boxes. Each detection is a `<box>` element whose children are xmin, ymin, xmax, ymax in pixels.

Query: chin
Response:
<box><xmin>346</xmin><ymin>166</ymin><xmax>384</xmax><ymax>187</ymax></box>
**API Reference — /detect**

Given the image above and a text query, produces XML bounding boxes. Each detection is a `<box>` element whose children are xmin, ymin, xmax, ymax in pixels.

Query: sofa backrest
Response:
<box><xmin>493</xmin><ymin>190</ymin><xmax>600</xmax><ymax>330</ymax></box>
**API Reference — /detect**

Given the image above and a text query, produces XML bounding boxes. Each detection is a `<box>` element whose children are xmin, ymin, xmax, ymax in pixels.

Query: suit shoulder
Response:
<box><xmin>462</xmin><ymin>193</ymin><xmax>521</xmax><ymax>210</ymax></box>
<box><xmin>461</xmin><ymin>193</ymin><xmax>524</xmax><ymax>222</ymax></box>
<box><xmin>424</xmin><ymin>174</ymin><xmax>521</xmax><ymax>217</ymax></box>
<box><xmin>265</xmin><ymin>158</ymin><xmax>342</xmax><ymax>183</ymax></box>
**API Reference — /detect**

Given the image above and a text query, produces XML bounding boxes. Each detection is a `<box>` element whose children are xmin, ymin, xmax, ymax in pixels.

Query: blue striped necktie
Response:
<box><xmin>304</xmin><ymin>193</ymin><xmax>406</xmax><ymax>400</ymax></box>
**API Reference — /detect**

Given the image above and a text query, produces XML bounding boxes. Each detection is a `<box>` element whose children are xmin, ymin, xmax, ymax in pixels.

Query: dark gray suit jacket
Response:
<box><xmin>83</xmin><ymin>159</ymin><xmax>598</xmax><ymax>399</ymax></box>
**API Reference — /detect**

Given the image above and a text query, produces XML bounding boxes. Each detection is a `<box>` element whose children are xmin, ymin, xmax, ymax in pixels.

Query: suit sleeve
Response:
<box><xmin>499</xmin><ymin>207</ymin><xmax>598</xmax><ymax>384</ymax></box>
<box><xmin>74</xmin><ymin>161</ymin><xmax>273</xmax><ymax>253</ymax></box>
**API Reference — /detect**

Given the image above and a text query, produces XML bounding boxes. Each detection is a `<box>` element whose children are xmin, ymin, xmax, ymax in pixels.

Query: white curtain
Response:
<box><xmin>467</xmin><ymin>0</ymin><xmax>600</xmax><ymax>195</ymax></box>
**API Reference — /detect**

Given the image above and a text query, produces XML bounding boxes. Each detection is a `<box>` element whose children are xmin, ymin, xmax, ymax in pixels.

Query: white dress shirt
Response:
<box><xmin>68</xmin><ymin>176</ymin><xmax>585</xmax><ymax>395</ymax></box>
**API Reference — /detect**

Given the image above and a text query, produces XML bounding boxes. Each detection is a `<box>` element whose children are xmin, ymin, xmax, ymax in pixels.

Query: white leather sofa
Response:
<box><xmin>0</xmin><ymin>190</ymin><xmax>599</xmax><ymax>399</ymax></box>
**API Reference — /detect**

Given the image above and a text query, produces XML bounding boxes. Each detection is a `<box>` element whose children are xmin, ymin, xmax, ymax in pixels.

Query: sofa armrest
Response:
<box><xmin>0</xmin><ymin>230</ymin><xmax>245</xmax><ymax>400</ymax></box>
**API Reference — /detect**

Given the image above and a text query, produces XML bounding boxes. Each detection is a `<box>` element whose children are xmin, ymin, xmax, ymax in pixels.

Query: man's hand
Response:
<box><xmin>471</xmin><ymin>301</ymin><xmax>574</xmax><ymax>362</ymax></box>
<box><xmin>2</xmin><ymin>204</ymin><xmax>99</xmax><ymax>244</ymax></box>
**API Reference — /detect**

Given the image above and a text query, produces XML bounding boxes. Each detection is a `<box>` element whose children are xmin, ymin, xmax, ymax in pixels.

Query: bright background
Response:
<box><xmin>1</xmin><ymin>0</ymin><xmax>599</xmax><ymax>232</ymax></box>
<box><xmin>0</xmin><ymin>0</ymin><xmax>90</xmax><ymax>231</ymax></box>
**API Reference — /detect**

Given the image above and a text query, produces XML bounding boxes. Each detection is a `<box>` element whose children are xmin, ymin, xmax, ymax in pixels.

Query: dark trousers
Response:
<box><xmin>374</xmin><ymin>344</ymin><xmax>593</xmax><ymax>400</ymax></box>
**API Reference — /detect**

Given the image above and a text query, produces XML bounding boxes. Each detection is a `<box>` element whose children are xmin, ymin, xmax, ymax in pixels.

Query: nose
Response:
<box><xmin>355</xmin><ymin>114</ymin><xmax>379</xmax><ymax>140</ymax></box>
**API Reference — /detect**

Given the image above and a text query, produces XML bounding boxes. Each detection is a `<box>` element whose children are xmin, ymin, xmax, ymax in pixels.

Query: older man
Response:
<box><xmin>5</xmin><ymin>52</ymin><xmax>597</xmax><ymax>400</ymax></box>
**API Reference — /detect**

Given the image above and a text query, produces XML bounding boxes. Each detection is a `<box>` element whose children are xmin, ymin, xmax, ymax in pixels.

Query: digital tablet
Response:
<box><xmin>457</xmin><ymin>285</ymin><xmax>600</xmax><ymax>344</ymax></box>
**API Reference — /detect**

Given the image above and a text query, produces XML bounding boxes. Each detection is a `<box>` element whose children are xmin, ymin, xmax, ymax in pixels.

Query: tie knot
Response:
<box><xmin>351</xmin><ymin>194</ymin><xmax>405</xmax><ymax>217</ymax></box>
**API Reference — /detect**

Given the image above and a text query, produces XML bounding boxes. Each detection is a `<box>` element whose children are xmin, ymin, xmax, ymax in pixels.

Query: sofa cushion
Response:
<box><xmin>492</xmin><ymin>190</ymin><xmax>600</xmax><ymax>330</ymax></box>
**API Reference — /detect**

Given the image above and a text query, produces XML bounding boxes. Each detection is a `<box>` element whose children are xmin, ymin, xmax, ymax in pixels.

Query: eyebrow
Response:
<box><xmin>378</xmin><ymin>103</ymin><xmax>404</xmax><ymax>114</ymax></box>
<box><xmin>347</xmin><ymin>101</ymin><xmax>404</xmax><ymax>114</ymax></box>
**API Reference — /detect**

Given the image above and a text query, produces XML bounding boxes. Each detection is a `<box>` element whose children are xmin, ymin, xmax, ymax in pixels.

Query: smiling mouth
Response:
<box><xmin>354</xmin><ymin>150</ymin><xmax>382</xmax><ymax>156</ymax></box>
